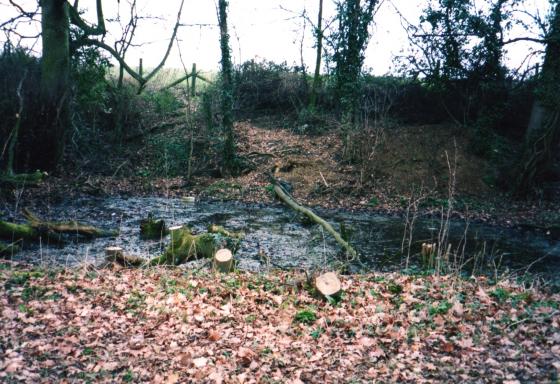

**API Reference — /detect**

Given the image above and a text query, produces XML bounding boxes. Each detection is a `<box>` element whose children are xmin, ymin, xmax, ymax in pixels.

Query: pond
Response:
<box><xmin>4</xmin><ymin>197</ymin><xmax>559</xmax><ymax>282</ymax></box>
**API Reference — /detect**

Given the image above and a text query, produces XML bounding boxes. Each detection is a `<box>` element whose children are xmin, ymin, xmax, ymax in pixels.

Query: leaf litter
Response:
<box><xmin>0</xmin><ymin>262</ymin><xmax>558</xmax><ymax>383</ymax></box>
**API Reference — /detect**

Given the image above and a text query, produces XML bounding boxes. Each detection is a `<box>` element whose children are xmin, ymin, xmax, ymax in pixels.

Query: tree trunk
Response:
<box><xmin>39</xmin><ymin>0</ymin><xmax>71</xmax><ymax>171</ymax></box>
<box><xmin>309</xmin><ymin>0</ymin><xmax>324</xmax><ymax>111</ymax></box>
<box><xmin>514</xmin><ymin>3</ymin><xmax>560</xmax><ymax>197</ymax></box>
<box><xmin>218</xmin><ymin>0</ymin><xmax>237</xmax><ymax>175</ymax></box>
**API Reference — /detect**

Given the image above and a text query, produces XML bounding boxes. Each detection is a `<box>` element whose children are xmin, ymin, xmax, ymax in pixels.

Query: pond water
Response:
<box><xmin>4</xmin><ymin>197</ymin><xmax>559</xmax><ymax>281</ymax></box>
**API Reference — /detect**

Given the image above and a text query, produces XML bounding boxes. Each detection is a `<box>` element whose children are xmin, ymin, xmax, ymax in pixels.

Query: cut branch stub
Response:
<box><xmin>214</xmin><ymin>248</ymin><xmax>233</xmax><ymax>273</ymax></box>
<box><xmin>315</xmin><ymin>272</ymin><xmax>342</xmax><ymax>297</ymax></box>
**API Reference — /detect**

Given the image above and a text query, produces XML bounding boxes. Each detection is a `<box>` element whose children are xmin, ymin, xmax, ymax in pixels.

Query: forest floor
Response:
<box><xmin>1</xmin><ymin>262</ymin><xmax>559</xmax><ymax>383</ymax></box>
<box><xmin>19</xmin><ymin>116</ymin><xmax>560</xmax><ymax>234</ymax></box>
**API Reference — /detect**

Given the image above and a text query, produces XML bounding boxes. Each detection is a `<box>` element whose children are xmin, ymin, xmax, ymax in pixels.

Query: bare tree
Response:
<box><xmin>3</xmin><ymin>0</ymin><xmax>185</xmax><ymax>171</ymax></box>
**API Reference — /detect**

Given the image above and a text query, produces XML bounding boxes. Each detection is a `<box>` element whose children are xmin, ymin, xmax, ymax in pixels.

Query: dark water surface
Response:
<box><xmin>4</xmin><ymin>197</ymin><xmax>559</xmax><ymax>280</ymax></box>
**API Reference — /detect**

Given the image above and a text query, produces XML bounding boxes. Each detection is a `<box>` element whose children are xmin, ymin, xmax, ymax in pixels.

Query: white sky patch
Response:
<box><xmin>0</xmin><ymin>0</ymin><xmax>551</xmax><ymax>76</ymax></box>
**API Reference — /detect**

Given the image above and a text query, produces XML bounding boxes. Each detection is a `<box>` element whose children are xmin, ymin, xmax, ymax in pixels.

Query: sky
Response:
<box><xmin>0</xmin><ymin>0</ymin><xmax>551</xmax><ymax>76</ymax></box>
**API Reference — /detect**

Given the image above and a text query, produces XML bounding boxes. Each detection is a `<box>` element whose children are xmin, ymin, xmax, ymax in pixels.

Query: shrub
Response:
<box><xmin>0</xmin><ymin>44</ymin><xmax>42</xmax><ymax>172</ymax></box>
<box><xmin>233</xmin><ymin>59</ymin><xmax>306</xmax><ymax>113</ymax></box>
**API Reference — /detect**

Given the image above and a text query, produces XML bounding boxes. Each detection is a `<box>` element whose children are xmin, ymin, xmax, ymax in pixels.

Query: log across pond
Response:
<box><xmin>271</xmin><ymin>177</ymin><xmax>358</xmax><ymax>259</ymax></box>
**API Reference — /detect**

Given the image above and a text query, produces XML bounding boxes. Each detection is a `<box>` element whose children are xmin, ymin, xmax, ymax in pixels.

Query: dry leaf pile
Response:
<box><xmin>0</xmin><ymin>263</ymin><xmax>558</xmax><ymax>383</ymax></box>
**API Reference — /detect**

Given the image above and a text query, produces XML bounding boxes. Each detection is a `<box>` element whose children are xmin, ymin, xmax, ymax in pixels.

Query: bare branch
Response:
<box><xmin>75</xmin><ymin>38</ymin><xmax>144</xmax><ymax>83</ymax></box>
<box><xmin>67</xmin><ymin>0</ymin><xmax>106</xmax><ymax>36</ymax></box>
<box><xmin>141</xmin><ymin>0</ymin><xmax>185</xmax><ymax>86</ymax></box>
<box><xmin>503</xmin><ymin>36</ymin><xmax>546</xmax><ymax>45</ymax></box>
<box><xmin>74</xmin><ymin>0</ymin><xmax>185</xmax><ymax>92</ymax></box>
<box><xmin>8</xmin><ymin>0</ymin><xmax>37</xmax><ymax>18</ymax></box>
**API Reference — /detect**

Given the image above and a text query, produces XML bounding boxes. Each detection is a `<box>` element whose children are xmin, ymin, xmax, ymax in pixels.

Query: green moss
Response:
<box><xmin>0</xmin><ymin>221</ymin><xmax>38</xmax><ymax>241</ymax></box>
<box><xmin>151</xmin><ymin>227</ymin><xmax>216</xmax><ymax>266</ymax></box>
<box><xmin>140</xmin><ymin>215</ymin><xmax>168</xmax><ymax>240</ymax></box>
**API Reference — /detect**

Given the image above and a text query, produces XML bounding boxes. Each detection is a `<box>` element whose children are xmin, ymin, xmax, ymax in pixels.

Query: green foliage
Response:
<box><xmin>428</xmin><ymin>300</ymin><xmax>452</xmax><ymax>316</ymax></box>
<box><xmin>122</xmin><ymin>370</ymin><xmax>135</xmax><ymax>382</ymax></box>
<box><xmin>420</xmin><ymin>196</ymin><xmax>450</xmax><ymax>209</ymax></box>
<box><xmin>490</xmin><ymin>287</ymin><xmax>511</xmax><ymax>303</ymax></box>
<box><xmin>310</xmin><ymin>327</ymin><xmax>325</xmax><ymax>339</ymax></box>
<box><xmin>387</xmin><ymin>282</ymin><xmax>403</xmax><ymax>295</ymax></box>
<box><xmin>294</xmin><ymin>309</ymin><xmax>317</xmax><ymax>324</ymax></box>
<box><xmin>147</xmin><ymin>135</ymin><xmax>191</xmax><ymax>177</ymax></box>
<box><xmin>204</xmin><ymin>181</ymin><xmax>243</xmax><ymax>198</ymax></box>
<box><xmin>142</xmin><ymin>89</ymin><xmax>182</xmax><ymax>115</ymax></box>
<box><xmin>4</xmin><ymin>271</ymin><xmax>43</xmax><ymax>290</ymax></box>
<box><xmin>0</xmin><ymin>45</ymin><xmax>42</xmax><ymax>172</ymax></box>
<box><xmin>72</xmin><ymin>46</ymin><xmax>112</xmax><ymax>118</ymax></box>
<box><xmin>233</xmin><ymin>60</ymin><xmax>304</xmax><ymax>113</ymax></box>
<box><xmin>330</xmin><ymin>0</ymin><xmax>379</xmax><ymax>121</ymax></box>
<box><xmin>21</xmin><ymin>285</ymin><xmax>48</xmax><ymax>302</ymax></box>
<box><xmin>368</xmin><ymin>196</ymin><xmax>379</xmax><ymax>207</ymax></box>
<box><xmin>217</xmin><ymin>0</ymin><xmax>238</xmax><ymax>175</ymax></box>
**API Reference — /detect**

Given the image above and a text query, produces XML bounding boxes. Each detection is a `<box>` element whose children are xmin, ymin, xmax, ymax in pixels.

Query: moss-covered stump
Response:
<box><xmin>140</xmin><ymin>215</ymin><xmax>168</xmax><ymax>240</ymax></box>
<box><xmin>149</xmin><ymin>225</ymin><xmax>243</xmax><ymax>266</ymax></box>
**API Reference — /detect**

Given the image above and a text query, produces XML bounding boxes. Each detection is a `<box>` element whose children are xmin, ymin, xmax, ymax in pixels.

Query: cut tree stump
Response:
<box><xmin>105</xmin><ymin>246</ymin><xmax>145</xmax><ymax>267</ymax></box>
<box><xmin>315</xmin><ymin>272</ymin><xmax>342</xmax><ymax>297</ymax></box>
<box><xmin>214</xmin><ymin>248</ymin><xmax>233</xmax><ymax>273</ymax></box>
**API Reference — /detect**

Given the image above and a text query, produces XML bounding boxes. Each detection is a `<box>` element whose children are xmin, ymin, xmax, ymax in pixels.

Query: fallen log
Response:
<box><xmin>207</xmin><ymin>224</ymin><xmax>244</xmax><ymax>239</ymax></box>
<box><xmin>0</xmin><ymin>221</ymin><xmax>38</xmax><ymax>242</ymax></box>
<box><xmin>0</xmin><ymin>209</ymin><xmax>118</xmax><ymax>244</ymax></box>
<box><xmin>21</xmin><ymin>209</ymin><xmax>118</xmax><ymax>238</ymax></box>
<box><xmin>271</xmin><ymin>177</ymin><xmax>357</xmax><ymax>259</ymax></box>
<box><xmin>0</xmin><ymin>171</ymin><xmax>45</xmax><ymax>188</ymax></box>
<box><xmin>101</xmin><ymin>224</ymin><xmax>242</xmax><ymax>268</ymax></box>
